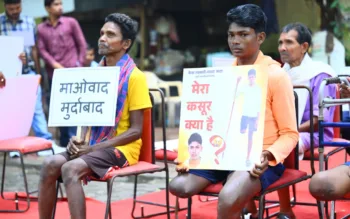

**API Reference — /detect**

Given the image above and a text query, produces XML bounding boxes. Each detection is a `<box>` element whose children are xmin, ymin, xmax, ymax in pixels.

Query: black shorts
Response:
<box><xmin>59</xmin><ymin>147</ymin><xmax>128</xmax><ymax>179</ymax></box>
<box><xmin>189</xmin><ymin>163</ymin><xmax>285</xmax><ymax>192</ymax></box>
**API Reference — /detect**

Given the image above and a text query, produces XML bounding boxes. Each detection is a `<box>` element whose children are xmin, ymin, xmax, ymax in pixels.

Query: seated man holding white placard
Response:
<box><xmin>37</xmin><ymin>13</ymin><xmax>152</xmax><ymax>219</ymax></box>
<box><xmin>169</xmin><ymin>4</ymin><xmax>299</xmax><ymax>219</ymax></box>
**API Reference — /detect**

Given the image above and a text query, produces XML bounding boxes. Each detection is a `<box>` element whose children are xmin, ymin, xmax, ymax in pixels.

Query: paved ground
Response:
<box><xmin>0</xmin><ymin>127</ymin><xmax>179</xmax><ymax>203</ymax></box>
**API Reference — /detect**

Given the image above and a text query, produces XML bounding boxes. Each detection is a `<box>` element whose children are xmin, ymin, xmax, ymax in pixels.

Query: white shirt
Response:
<box><xmin>238</xmin><ymin>84</ymin><xmax>262</xmax><ymax>117</ymax></box>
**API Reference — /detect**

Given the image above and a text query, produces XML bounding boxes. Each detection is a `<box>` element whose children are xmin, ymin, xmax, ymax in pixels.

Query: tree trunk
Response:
<box><xmin>315</xmin><ymin>0</ymin><xmax>337</xmax><ymax>32</ymax></box>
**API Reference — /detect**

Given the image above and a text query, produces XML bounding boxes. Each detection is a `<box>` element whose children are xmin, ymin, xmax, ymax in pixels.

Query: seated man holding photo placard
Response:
<box><xmin>37</xmin><ymin>13</ymin><xmax>152</xmax><ymax>219</ymax></box>
<box><xmin>170</xmin><ymin>4</ymin><xmax>299</xmax><ymax>219</ymax></box>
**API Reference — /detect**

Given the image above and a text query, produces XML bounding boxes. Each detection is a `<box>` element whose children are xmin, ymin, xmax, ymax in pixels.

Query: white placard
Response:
<box><xmin>177</xmin><ymin>66</ymin><xmax>268</xmax><ymax>171</ymax></box>
<box><xmin>48</xmin><ymin>67</ymin><xmax>119</xmax><ymax>127</ymax></box>
<box><xmin>0</xmin><ymin>36</ymin><xmax>24</xmax><ymax>77</ymax></box>
<box><xmin>0</xmin><ymin>75</ymin><xmax>40</xmax><ymax>140</ymax></box>
<box><xmin>11</xmin><ymin>30</ymin><xmax>35</xmax><ymax>47</ymax></box>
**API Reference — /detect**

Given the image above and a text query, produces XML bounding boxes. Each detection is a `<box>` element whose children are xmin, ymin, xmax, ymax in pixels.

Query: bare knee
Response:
<box><xmin>218</xmin><ymin>189</ymin><xmax>244</xmax><ymax>212</ymax></box>
<box><xmin>309</xmin><ymin>172</ymin><xmax>336</xmax><ymax>200</ymax></box>
<box><xmin>61</xmin><ymin>161</ymin><xmax>82</xmax><ymax>186</ymax></box>
<box><xmin>40</xmin><ymin>155</ymin><xmax>66</xmax><ymax>182</ymax></box>
<box><xmin>169</xmin><ymin>175</ymin><xmax>197</xmax><ymax>198</ymax></box>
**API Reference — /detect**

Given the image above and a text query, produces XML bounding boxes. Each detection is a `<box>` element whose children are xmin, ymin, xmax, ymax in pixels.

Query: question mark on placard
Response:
<box><xmin>210</xmin><ymin>135</ymin><xmax>226</xmax><ymax>165</ymax></box>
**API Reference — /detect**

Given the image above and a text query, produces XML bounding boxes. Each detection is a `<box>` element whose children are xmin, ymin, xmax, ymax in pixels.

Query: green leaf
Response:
<box><xmin>330</xmin><ymin>0</ymin><xmax>339</xmax><ymax>8</ymax></box>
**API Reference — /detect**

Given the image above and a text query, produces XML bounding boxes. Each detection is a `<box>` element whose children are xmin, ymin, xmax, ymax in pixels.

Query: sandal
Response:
<box><xmin>277</xmin><ymin>213</ymin><xmax>295</xmax><ymax>219</ymax></box>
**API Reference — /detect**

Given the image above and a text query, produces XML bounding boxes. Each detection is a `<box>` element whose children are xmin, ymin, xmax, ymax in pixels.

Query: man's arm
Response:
<box><xmin>299</xmin><ymin>74</ymin><xmax>336</xmax><ymax>132</ymax></box>
<box><xmin>266</xmin><ymin>71</ymin><xmax>299</xmax><ymax>165</ymax></box>
<box><xmin>37</xmin><ymin>27</ymin><xmax>63</xmax><ymax>69</ymax></box>
<box><xmin>31</xmin><ymin>20</ymin><xmax>41</xmax><ymax>74</ymax></box>
<box><xmin>91</xmin><ymin>109</ymin><xmax>144</xmax><ymax>151</ymax></box>
<box><xmin>299</xmin><ymin>117</ymin><xmax>318</xmax><ymax>132</ymax></box>
<box><xmin>70</xmin><ymin>18</ymin><xmax>87</xmax><ymax>66</ymax></box>
<box><xmin>32</xmin><ymin>46</ymin><xmax>41</xmax><ymax>75</ymax></box>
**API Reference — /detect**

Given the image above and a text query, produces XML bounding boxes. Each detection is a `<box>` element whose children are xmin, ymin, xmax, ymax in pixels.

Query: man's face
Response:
<box><xmin>188</xmin><ymin>141</ymin><xmax>202</xmax><ymax>160</ymax></box>
<box><xmin>85</xmin><ymin>49</ymin><xmax>95</xmax><ymax>65</ymax></box>
<box><xmin>227</xmin><ymin>23</ymin><xmax>264</xmax><ymax>59</ymax></box>
<box><xmin>98</xmin><ymin>22</ymin><xmax>130</xmax><ymax>56</ymax></box>
<box><xmin>5</xmin><ymin>3</ymin><xmax>22</xmax><ymax>21</ymax></box>
<box><xmin>46</xmin><ymin>0</ymin><xmax>63</xmax><ymax>17</ymax></box>
<box><xmin>278</xmin><ymin>30</ymin><xmax>308</xmax><ymax>64</ymax></box>
<box><xmin>248</xmin><ymin>74</ymin><xmax>256</xmax><ymax>86</ymax></box>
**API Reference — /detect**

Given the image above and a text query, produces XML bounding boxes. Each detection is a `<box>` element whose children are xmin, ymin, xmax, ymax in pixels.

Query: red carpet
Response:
<box><xmin>0</xmin><ymin>153</ymin><xmax>349</xmax><ymax>218</ymax></box>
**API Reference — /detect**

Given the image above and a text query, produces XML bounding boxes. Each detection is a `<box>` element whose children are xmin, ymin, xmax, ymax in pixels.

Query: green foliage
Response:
<box><xmin>329</xmin><ymin>0</ymin><xmax>350</xmax><ymax>63</ymax></box>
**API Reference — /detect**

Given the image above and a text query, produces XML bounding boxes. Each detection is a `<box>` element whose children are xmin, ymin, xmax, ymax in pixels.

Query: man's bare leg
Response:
<box><xmin>244</xmin><ymin>199</ymin><xmax>258</xmax><ymax>217</ymax></box>
<box><xmin>169</xmin><ymin>173</ymin><xmax>212</xmax><ymax>198</ymax></box>
<box><xmin>217</xmin><ymin>171</ymin><xmax>261</xmax><ymax>219</ymax></box>
<box><xmin>38</xmin><ymin>154</ymin><xmax>68</xmax><ymax>219</ymax></box>
<box><xmin>309</xmin><ymin>165</ymin><xmax>350</xmax><ymax>201</ymax></box>
<box><xmin>277</xmin><ymin>187</ymin><xmax>296</xmax><ymax>218</ymax></box>
<box><xmin>61</xmin><ymin>158</ymin><xmax>93</xmax><ymax>219</ymax></box>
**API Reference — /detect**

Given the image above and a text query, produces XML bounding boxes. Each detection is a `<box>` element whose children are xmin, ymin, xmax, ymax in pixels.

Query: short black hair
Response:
<box><xmin>226</xmin><ymin>4</ymin><xmax>267</xmax><ymax>33</ymax></box>
<box><xmin>44</xmin><ymin>0</ymin><xmax>54</xmax><ymax>7</ymax></box>
<box><xmin>281</xmin><ymin>23</ymin><xmax>312</xmax><ymax>47</ymax></box>
<box><xmin>188</xmin><ymin>133</ymin><xmax>202</xmax><ymax>145</ymax></box>
<box><xmin>4</xmin><ymin>0</ymin><xmax>21</xmax><ymax>4</ymax></box>
<box><xmin>104</xmin><ymin>13</ymin><xmax>138</xmax><ymax>53</ymax></box>
<box><xmin>248</xmin><ymin>69</ymin><xmax>256</xmax><ymax>76</ymax></box>
<box><xmin>86</xmin><ymin>43</ymin><xmax>94</xmax><ymax>51</ymax></box>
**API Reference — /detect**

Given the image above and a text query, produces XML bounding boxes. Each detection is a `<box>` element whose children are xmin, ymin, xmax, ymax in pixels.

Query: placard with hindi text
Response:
<box><xmin>48</xmin><ymin>67</ymin><xmax>119</xmax><ymax>127</ymax></box>
<box><xmin>177</xmin><ymin>66</ymin><xmax>268</xmax><ymax>171</ymax></box>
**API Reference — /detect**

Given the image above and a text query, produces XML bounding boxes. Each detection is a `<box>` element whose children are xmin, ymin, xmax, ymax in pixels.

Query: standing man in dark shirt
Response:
<box><xmin>37</xmin><ymin>0</ymin><xmax>87</xmax><ymax>147</ymax></box>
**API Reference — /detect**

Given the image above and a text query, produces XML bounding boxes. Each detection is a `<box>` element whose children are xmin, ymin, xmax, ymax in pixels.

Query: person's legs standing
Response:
<box><xmin>32</xmin><ymin>84</ymin><xmax>53</xmax><ymax>140</ymax></box>
<box><xmin>59</xmin><ymin>126</ymin><xmax>77</xmax><ymax>147</ymax></box>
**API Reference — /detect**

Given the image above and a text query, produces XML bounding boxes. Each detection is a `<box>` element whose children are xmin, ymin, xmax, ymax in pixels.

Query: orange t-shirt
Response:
<box><xmin>233</xmin><ymin>51</ymin><xmax>299</xmax><ymax>166</ymax></box>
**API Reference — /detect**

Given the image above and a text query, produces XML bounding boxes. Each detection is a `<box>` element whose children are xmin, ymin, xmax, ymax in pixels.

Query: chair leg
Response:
<box><xmin>292</xmin><ymin>184</ymin><xmax>297</xmax><ymax>205</ymax></box>
<box><xmin>330</xmin><ymin>201</ymin><xmax>336</xmax><ymax>219</ymax></box>
<box><xmin>0</xmin><ymin>152</ymin><xmax>7</xmax><ymax>200</ymax></box>
<box><xmin>107</xmin><ymin>181</ymin><xmax>112</xmax><ymax>219</ymax></box>
<box><xmin>175</xmin><ymin>197</ymin><xmax>180</xmax><ymax>219</ymax></box>
<box><xmin>187</xmin><ymin>197</ymin><xmax>192</xmax><ymax>219</ymax></box>
<box><xmin>258</xmin><ymin>195</ymin><xmax>265</xmax><ymax>219</ymax></box>
<box><xmin>105</xmin><ymin>179</ymin><xmax>114</xmax><ymax>219</ymax></box>
<box><xmin>19</xmin><ymin>153</ymin><xmax>31</xmax><ymax>212</ymax></box>
<box><xmin>131</xmin><ymin>175</ymin><xmax>139</xmax><ymax>218</ymax></box>
<box><xmin>164</xmin><ymin>168</ymin><xmax>171</xmax><ymax>219</ymax></box>
<box><xmin>51</xmin><ymin>181</ymin><xmax>60</xmax><ymax>219</ymax></box>
<box><xmin>0</xmin><ymin>152</ymin><xmax>34</xmax><ymax>213</ymax></box>
<box><xmin>318</xmin><ymin>201</ymin><xmax>325</xmax><ymax>219</ymax></box>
